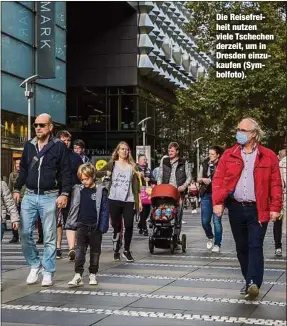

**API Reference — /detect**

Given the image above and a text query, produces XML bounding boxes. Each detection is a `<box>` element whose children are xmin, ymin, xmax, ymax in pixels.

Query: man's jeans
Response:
<box><xmin>201</xmin><ymin>193</ymin><xmax>223</xmax><ymax>246</ymax></box>
<box><xmin>227</xmin><ymin>200</ymin><xmax>268</xmax><ymax>288</ymax></box>
<box><xmin>20</xmin><ymin>193</ymin><xmax>57</xmax><ymax>275</ymax></box>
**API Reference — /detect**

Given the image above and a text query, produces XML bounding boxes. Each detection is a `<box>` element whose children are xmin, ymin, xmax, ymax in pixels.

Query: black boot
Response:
<box><xmin>9</xmin><ymin>229</ymin><xmax>19</xmax><ymax>243</ymax></box>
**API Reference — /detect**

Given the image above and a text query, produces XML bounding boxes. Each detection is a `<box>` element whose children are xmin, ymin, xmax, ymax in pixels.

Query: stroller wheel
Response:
<box><xmin>181</xmin><ymin>234</ymin><xmax>187</xmax><ymax>253</ymax></box>
<box><xmin>149</xmin><ymin>239</ymin><xmax>154</xmax><ymax>254</ymax></box>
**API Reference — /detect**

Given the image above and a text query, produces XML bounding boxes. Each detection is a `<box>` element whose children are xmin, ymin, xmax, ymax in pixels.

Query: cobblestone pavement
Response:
<box><xmin>1</xmin><ymin>209</ymin><xmax>286</xmax><ymax>326</ymax></box>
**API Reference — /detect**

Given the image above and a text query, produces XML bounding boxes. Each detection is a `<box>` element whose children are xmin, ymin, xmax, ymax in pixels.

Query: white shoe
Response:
<box><xmin>68</xmin><ymin>273</ymin><xmax>83</xmax><ymax>286</ymax></box>
<box><xmin>41</xmin><ymin>273</ymin><xmax>53</xmax><ymax>287</ymax></box>
<box><xmin>26</xmin><ymin>266</ymin><xmax>42</xmax><ymax>284</ymax></box>
<box><xmin>192</xmin><ymin>209</ymin><xmax>197</xmax><ymax>214</ymax></box>
<box><xmin>89</xmin><ymin>273</ymin><xmax>98</xmax><ymax>285</ymax></box>
<box><xmin>212</xmin><ymin>245</ymin><xmax>220</xmax><ymax>253</ymax></box>
<box><xmin>206</xmin><ymin>239</ymin><xmax>213</xmax><ymax>250</ymax></box>
<box><xmin>275</xmin><ymin>248</ymin><xmax>282</xmax><ymax>257</ymax></box>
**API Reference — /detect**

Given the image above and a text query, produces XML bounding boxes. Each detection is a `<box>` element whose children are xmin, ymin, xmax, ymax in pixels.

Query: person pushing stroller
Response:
<box><xmin>157</xmin><ymin>142</ymin><xmax>192</xmax><ymax>244</ymax></box>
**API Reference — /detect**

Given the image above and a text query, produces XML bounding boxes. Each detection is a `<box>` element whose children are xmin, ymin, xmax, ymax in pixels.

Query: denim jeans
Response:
<box><xmin>227</xmin><ymin>200</ymin><xmax>268</xmax><ymax>288</ymax></box>
<box><xmin>201</xmin><ymin>193</ymin><xmax>223</xmax><ymax>246</ymax></box>
<box><xmin>20</xmin><ymin>193</ymin><xmax>57</xmax><ymax>274</ymax></box>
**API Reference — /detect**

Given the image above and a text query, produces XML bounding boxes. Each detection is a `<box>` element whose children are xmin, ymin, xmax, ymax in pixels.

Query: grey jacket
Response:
<box><xmin>1</xmin><ymin>181</ymin><xmax>20</xmax><ymax>223</ymax></box>
<box><xmin>65</xmin><ymin>182</ymin><xmax>108</xmax><ymax>230</ymax></box>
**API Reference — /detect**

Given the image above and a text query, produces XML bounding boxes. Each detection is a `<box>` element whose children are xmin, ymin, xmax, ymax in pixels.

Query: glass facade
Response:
<box><xmin>66</xmin><ymin>86</ymin><xmax>169</xmax><ymax>167</ymax></box>
<box><xmin>1</xmin><ymin>1</ymin><xmax>67</xmax><ymax>123</ymax></box>
<box><xmin>1</xmin><ymin>1</ymin><xmax>67</xmax><ymax>179</ymax></box>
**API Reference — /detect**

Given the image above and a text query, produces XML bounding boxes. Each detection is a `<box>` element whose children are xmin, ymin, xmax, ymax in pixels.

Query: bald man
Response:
<box><xmin>13</xmin><ymin>113</ymin><xmax>72</xmax><ymax>287</ymax></box>
<box><xmin>212</xmin><ymin>118</ymin><xmax>282</xmax><ymax>300</ymax></box>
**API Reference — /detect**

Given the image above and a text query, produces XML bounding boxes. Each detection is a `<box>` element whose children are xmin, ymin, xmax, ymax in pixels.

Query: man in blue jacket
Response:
<box><xmin>13</xmin><ymin>113</ymin><xmax>72</xmax><ymax>287</ymax></box>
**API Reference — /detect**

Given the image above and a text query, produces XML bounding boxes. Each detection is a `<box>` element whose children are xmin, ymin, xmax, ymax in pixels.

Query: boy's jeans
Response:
<box><xmin>20</xmin><ymin>193</ymin><xmax>57</xmax><ymax>274</ymax></box>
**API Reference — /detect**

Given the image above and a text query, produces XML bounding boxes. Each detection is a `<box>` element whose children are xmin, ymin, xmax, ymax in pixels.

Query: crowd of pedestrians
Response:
<box><xmin>1</xmin><ymin>113</ymin><xmax>285</xmax><ymax>300</ymax></box>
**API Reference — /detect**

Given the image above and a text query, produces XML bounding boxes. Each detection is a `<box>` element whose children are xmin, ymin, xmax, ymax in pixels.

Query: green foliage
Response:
<box><xmin>177</xmin><ymin>1</ymin><xmax>287</xmax><ymax>151</ymax></box>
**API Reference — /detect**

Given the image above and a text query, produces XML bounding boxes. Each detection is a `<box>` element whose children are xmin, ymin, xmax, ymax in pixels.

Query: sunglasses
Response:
<box><xmin>33</xmin><ymin>123</ymin><xmax>49</xmax><ymax>128</ymax></box>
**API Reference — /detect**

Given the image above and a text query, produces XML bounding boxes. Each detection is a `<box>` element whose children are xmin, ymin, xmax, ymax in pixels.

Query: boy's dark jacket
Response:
<box><xmin>65</xmin><ymin>182</ymin><xmax>109</xmax><ymax>233</ymax></box>
<box><xmin>14</xmin><ymin>136</ymin><xmax>72</xmax><ymax>195</ymax></box>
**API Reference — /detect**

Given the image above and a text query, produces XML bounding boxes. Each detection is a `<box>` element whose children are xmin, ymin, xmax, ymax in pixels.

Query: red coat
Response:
<box><xmin>212</xmin><ymin>144</ymin><xmax>282</xmax><ymax>223</ymax></box>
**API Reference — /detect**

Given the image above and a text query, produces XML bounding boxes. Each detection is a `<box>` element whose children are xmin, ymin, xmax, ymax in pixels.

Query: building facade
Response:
<box><xmin>1</xmin><ymin>1</ymin><xmax>66</xmax><ymax>179</ymax></box>
<box><xmin>66</xmin><ymin>1</ymin><xmax>211</xmax><ymax>166</ymax></box>
<box><xmin>1</xmin><ymin>1</ymin><xmax>211</xmax><ymax>178</ymax></box>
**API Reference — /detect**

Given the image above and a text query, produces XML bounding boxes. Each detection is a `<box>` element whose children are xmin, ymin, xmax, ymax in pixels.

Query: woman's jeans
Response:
<box><xmin>201</xmin><ymin>193</ymin><xmax>223</xmax><ymax>246</ymax></box>
<box><xmin>20</xmin><ymin>193</ymin><xmax>57</xmax><ymax>275</ymax></box>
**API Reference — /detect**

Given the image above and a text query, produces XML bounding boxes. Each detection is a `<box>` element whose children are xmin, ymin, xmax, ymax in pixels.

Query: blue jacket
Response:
<box><xmin>15</xmin><ymin>136</ymin><xmax>72</xmax><ymax>195</ymax></box>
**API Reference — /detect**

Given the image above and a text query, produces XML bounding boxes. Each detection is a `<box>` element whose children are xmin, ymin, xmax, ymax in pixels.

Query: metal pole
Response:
<box><xmin>143</xmin><ymin>126</ymin><xmax>146</xmax><ymax>147</ymax></box>
<box><xmin>28</xmin><ymin>96</ymin><xmax>31</xmax><ymax>140</ymax></box>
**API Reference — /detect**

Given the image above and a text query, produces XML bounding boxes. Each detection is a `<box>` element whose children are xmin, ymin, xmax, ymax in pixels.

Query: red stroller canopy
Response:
<box><xmin>151</xmin><ymin>184</ymin><xmax>180</xmax><ymax>202</ymax></box>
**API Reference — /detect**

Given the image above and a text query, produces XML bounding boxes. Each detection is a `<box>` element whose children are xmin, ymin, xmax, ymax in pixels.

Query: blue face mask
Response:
<box><xmin>236</xmin><ymin>131</ymin><xmax>249</xmax><ymax>145</ymax></box>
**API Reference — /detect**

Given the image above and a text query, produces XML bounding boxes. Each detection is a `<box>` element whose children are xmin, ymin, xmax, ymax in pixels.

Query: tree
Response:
<box><xmin>177</xmin><ymin>1</ymin><xmax>287</xmax><ymax>151</ymax></box>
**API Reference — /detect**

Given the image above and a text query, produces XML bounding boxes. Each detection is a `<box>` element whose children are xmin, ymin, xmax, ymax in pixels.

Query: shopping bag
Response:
<box><xmin>139</xmin><ymin>175</ymin><xmax>153</xmax><ymax>205</ymax></box>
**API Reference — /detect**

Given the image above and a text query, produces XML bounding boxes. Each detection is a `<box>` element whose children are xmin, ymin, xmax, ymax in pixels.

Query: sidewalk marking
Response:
<box><xmin>97</xmin><ymin>273</ymin><xmax>286</xmax><ymax>286</ymax></box>
<box><xmin>127</xmin><ymin>262</ymin><xmax>285</xmax><ymax>272</ymax></box>
<box><xmin>151</xmin><ymin>255</ymin><xmax>287</xmax><ymax>263</ymax></box>
<box><xmin>2</xmin><ymin>304</ymin><xmax>286</xmax><ymax>325</ymax></box>
<box><xmin>40</xmin><ymin>289</ymin><xmax>286</xmax><ymax>307</ymax></box>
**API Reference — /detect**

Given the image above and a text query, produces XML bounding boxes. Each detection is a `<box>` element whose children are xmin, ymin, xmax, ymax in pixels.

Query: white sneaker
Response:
<box><xmin>212</xmin><ymin>245</ymin><xmax>221</xmax><ymax>253</ymax></box>
<box><xmin>68</xmin><ymin>273</ymin><xmax>83</xmax><ymax>286</ymax></box>
<box><xmin>26</xmin><ymin>266</ymin><xmax>42</xmax><ymax>284</ymax></box>
<box><xmin>192</xmin><ymin>209</ymin><xmax>197</xmax><ymax>214</ymax></box>
<box><xmin>275</xmin><ymin>248</ymin><xmax>282</xmax><ymax>257</ymax></box>
<box><xmin>41</xmin><ymin>274</ymin><xmax>53</xmax><ymax>287</ymax></box>
<box><xmin>206</xmin><ymin>239</ymin><xmax>213</xmax><ymax>250</ymax></box>
<box><xmin>89</xmin><ymin>273</ymin><xmax>98</xmax><ymax>285</ymax></box>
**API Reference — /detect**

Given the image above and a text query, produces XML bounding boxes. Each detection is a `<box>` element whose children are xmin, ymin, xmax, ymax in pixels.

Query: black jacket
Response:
<box><xmin>162</xmin><ymin>157</ymin><xmax>187</xmax><ymax>187</ymax></box>
<box><xmin>15</xmin><ymin>136</ymin><xmax>72</xmax><ymax>195</ymax></box>
<box><xmin>200</xmin><ymin>159</ymin><xmax>218</xmax><ymax>194</ymax></box>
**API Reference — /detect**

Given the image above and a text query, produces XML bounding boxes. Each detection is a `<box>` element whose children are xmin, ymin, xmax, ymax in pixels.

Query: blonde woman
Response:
<box><xmin>96</xmin><ymin>141</ymin><xmax>142</xmax><ymax>262</ymax></box>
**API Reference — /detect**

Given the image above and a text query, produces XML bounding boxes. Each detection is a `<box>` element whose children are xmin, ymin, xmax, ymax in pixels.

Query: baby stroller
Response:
<box><xmin>148</xmin><ymin>184</ymin><xmax>187</xmax><ymax>254</ymax></box>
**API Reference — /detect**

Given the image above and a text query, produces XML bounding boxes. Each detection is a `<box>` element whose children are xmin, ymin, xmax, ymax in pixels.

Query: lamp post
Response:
<box><xmin>138</xmin><ymin>117</ymin><xmax>152</xmax><ymax>148</ymax></box>
<box><xmin>194</xmin><ymin>137</ymin><xmax>204</xmax><ymax>179</ymax></box>
<box><xmin>20</xmin><ymin>75</ymin><xmax>39</xmax><ymax>140</ymax></box>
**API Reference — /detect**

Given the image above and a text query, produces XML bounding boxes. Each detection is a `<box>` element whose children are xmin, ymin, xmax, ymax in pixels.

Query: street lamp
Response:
<box><xmin>138</xmin><ymin>117</ymin><xmax>151</xmax><ymax>147</ymax></box>
<box><xmin>194</xmin><ymin>137</ymin><xmax>203</xmax><ymax>179</ymax></box>
<box><xmin>20</xmin><ymin>75</ymin><xmax>39</xmax><ymax>140</ymax></box>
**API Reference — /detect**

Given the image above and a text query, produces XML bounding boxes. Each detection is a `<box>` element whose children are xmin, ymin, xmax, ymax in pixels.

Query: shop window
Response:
<box><xmin>1</xmin><ymin>73</ymin><xmax>30</xmax><ymax>116</ymax></box>
<box><xmin>10</xmin><ymin>123</ymin><xmax>15</xmax><ymax>134</ymax></box>
<box><xmin>109</xmin><ymin>96</ymin><xmax>119</xmax><ymax>130</ymax></box>
<box><xmin>1</xmin><ymin>35</ymin><xmax>33</xmax><ymax>78</ymax></box>
<box><xmin>120</xmin><ymin>96</ymin><xmax>135</xmax><ymax>130</ymax></box>
<box><xmin>1</xmin><ymin>2</ymin><xmax>34</xmax><ymax>45</ymax></box>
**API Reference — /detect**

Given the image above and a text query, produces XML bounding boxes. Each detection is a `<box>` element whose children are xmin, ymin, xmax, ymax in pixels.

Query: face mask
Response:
<box><xmin>236</xmin><ymin>131</ymin><xmax>249</xmax><ymax>145</ymax></box>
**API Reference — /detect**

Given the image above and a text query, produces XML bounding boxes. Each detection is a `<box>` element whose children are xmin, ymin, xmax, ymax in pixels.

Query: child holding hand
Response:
<box><xmin>67</xmin><ymin>163</ymin><xmax>109</xmax><ymax>286</ymax></box>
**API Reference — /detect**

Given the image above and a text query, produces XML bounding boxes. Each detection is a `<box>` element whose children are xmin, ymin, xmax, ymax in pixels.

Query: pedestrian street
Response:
<box><xmin>1</xmin><ymin>209</ymin><xmax>286</xmax><ymax>326</ymax></box>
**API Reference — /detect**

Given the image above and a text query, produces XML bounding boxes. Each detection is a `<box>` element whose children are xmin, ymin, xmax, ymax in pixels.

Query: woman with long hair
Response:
<box><xmin>198</xmin><ymin>145</ymin><xmax>224</xmax><ymax>253</ymax></box>
<box><xmin>96</xmin><ymin>141</ymin><xmax>142</xmax><ymax>262</ymax></box>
